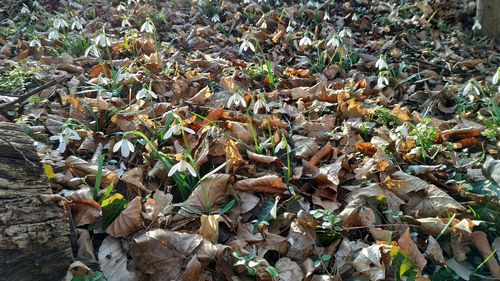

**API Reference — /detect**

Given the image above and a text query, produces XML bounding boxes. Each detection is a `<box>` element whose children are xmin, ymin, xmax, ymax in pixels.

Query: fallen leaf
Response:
<box><xmin>235</xmin><ymin>175</ymin><xmax>286</xmax><ymax>194</ymax></box>
<box><xmin>106</xmin><ymin>196</ymin><xmax>143</xmax><ymax>237</ymax></box>
<box><xmin>398</xmin><ymin>227</ymin><xmax>427</xmax><ymax>272</ymax></box>
<box><xmin>66</xmin><ymin>188</ymin><xmax>102</xmax><ymax>226</ymax></box>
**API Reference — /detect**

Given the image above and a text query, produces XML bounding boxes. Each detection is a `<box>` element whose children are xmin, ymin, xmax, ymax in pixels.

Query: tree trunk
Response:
<box><xmin>0</xmin><ymin>122</ymin><xmax>73</xmax><ymax>281</ymax></box>
<box><xmin>477</xmin><ymin>0</ymin><xmax>500</xmax><ymax>38</ymax></box>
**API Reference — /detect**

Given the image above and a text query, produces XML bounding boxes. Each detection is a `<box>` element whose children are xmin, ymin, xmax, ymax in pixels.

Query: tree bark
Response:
<box><xmin>477</xmin><ymin>0</ymin><xmax>500</xmax><ymax>38</ymax></box>
<box><xmin>0</xmin><ymin>122</ymin><xmax>73</xmax><ymax>281</ymax></box>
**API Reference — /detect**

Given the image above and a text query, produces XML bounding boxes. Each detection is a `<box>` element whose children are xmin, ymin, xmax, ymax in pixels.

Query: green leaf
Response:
<box><xmin>101</xmin><ymin>193</ymin><xmax>128</xmax><ymax>229</ymax></box>
<box><xmin>266</xmin><ymin>266</ymin><xmax>279</xmax><ymax>278</ymax></box>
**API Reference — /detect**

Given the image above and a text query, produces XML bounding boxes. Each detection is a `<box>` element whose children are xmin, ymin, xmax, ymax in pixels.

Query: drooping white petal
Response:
<box><xmin>168</xmin><ymin>161</ymin><xmax>182</xmax><ymax>177</ymax></box>
<box><xmin>493</xmin><ymin>70</ymin><xmax>499</xmax><ymax>85</ymax></box>
<box><xmin>181</xmin><ymin>126</ymin><xmax>195</xmax><ymax>135</ymax></box>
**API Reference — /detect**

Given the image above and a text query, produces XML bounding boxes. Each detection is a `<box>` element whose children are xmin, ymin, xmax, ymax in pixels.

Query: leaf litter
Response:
<box><xmin>1</xmin><ymin>0</ymin><xmax>500</xmax><ymax>280</ymax></box>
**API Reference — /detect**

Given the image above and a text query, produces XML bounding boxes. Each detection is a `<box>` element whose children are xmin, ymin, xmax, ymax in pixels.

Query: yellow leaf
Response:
<box><xmin>43</xmin><ymin>164</ymin><xmax>56</xmax><ymax>179</ymax></box>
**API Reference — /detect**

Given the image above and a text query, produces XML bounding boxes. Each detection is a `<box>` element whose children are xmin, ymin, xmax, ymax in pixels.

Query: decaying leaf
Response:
<box><xmin>106</xmin><ymin>196</ymin><xmax>143</xmax><ymax>237</ymax></box>
<box><xmin>235</xmin><ymin>175</ymin><xmax>286</xmax><ymax>194</ymax></box>
<box><xmin>98</xmin><ymin>236</ymin><xmax>144</xmax><ymax>281</ymax></box>
<box><xmin>66</xmin><ymin>188</ymin><xmax>102</xmax><ymax>226</ymax></box>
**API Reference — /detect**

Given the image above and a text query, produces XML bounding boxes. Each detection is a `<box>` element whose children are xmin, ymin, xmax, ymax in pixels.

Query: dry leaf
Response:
<box><xmin>234</xmin><ymin>175</ymin><xmax>286</xmax><ymax>194</ymax></box>
<box><xmin>398</xmin><ymin>227</ymin><xmax>427</xmax><ymax>272</ymax></box>
<box><xmin>66</xmin><ymin>188</ymin><xmax>102</xmax><ymax>226</ymax></box>
<box><xmin>98</xmin><ymin>236</ymin><xmax>144</xmax><ymax>281</ymax></box>
<box><xmin>106</xmin><ymin>196</ymin><xmax>143</xmax><ymax>237</ymax></box>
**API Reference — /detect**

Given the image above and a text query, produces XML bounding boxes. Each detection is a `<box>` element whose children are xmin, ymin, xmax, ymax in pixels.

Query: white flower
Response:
<box><xmin>339</xmin><ymin>28</ymin><xmax>353</xmax><ymax>38</ymax></box>
<box><xmin>352</xmin><ymin>13</ymin><xmax>359</xmax><ymax>21</ymax></box>
<box><xmin>53</xmin><ymin>18</ymin><xmax>68</xmax><ymax>30</ymax></box>
<box><xmin>323</xmin><ymin>12</ymin><xmax>330</xmax><ymax>21</ymax></box>
<box><xmin>84</xmin><ymin>44</ymin><xmax>101</xmax><ymax>58</ymax></box>
<box><xmin>168</xmin><ymin>160</ymin><xmax>197</xmax><ymax>177</ymax></box>
<box><xmin>94</xmin><ymin>30</ymin><xmax>111</xmax><ymax>47</ymax></box>
<box><xmin>299</xmin><ymin>35</ymin><xmax>312</xmax><ymax>47</ymax></box>
<box><xmin>253</xmin><ymin>96</ymin><xmax>270</xmax><ymax>114</ymax></box>
<box><xmin>117</xmin><ymin>4</ymin><xmax>127</xmax><ymax>12</ymax></box>
<box><xmin>286</xmin><ymin>24</ymin><xmax>294</xmax><ymax>33</ymax></box>
<box><xmin>71</xmin><ymin>18</ymin><xmax>83</xmax><ymax>30</ymax></box>
<box><xmin>136</xmin><ymin>87</ymin><xmax>158</xmax><ymax>100</ymax></box>
<box><xmin>493</xmin><ymin>68</ymin><xmax>499</xmax><ymax>85</ymax></box>
<box><xmin>274</xmin><ymin>136</ymin><xmax>291</xmax><ymax>153</ymax></box>
<box><xmin>164</xmin><ymin>124</ymin><xmax>195</xmax><ymax>140</ymax></box>
<box><xmin>29</xmin><ymin>39</ymin><xmax>42</xmax><ymax>49</ymax></box>
<box><xmin>113</xmin><ymin>138</ymin><xmax>135</xmax><ymax>158</ymax></box>
<box><xmin>326</xmin><ymin>35</ymin><xmax>341</xmax><ymax>48</ymax></box>
<box><xmin>33</xmin><ymin>1</ymin><xmax>41</xmax><ymax>9</ymax></box>
<box><xmin>472</xmin><ymin>20</ymin><xmax>482</xmax><ymax>32</ymax></box>
<box><xmin>259</xmin><ymin>20</ymin><xmax>267</xmax><ymax>29</ymax></box>
<box><xmin>140</xmin><ymin>19</ymin><xmax>155</xmax><ymax>34</ymax></box>
<box><xmin>463</xmin><ymin>79</ymin><xmax>481</xmax><ymax>96</ymax></box>
<box><xmin>239</xmin><ymin>36</ymin><xmax>256</xmax><ymax>53</ymax></box>
<box><xmin>375</xmin><ymin>55</ymin><xmax>388</xmax><ymax>70</ymax></box>
<box><xmin>227</xmin><ymin>92</ymin><xmax>247</xmax><ymax>109</ymax></box>
<box><xmin>121</xmin><ymin>17</ymin><xmax>131</xmax><ymax>28</ymax></box>
<box><xmin>377</xmin><ymin>76</ymin><xmax>389</xmax><ymax>89</ymax></box>
<box><xmin>48</xmin><ymin>30</ymin><xmax>60</xmax><ymax>41</ymax></box>
<box><xmin>49</xmin><ymin>128</ymin><xmax>81</xmax><ymax>153</ymax></box>
<box><xmin>211</xmin><ymin>14</ymin><xmax>220</xmax><ymax>23</ymax></box>
<box><xmin>20</xmin><ymin>4</ymin><xmax>30</xmax><ymax>14</ymax></box>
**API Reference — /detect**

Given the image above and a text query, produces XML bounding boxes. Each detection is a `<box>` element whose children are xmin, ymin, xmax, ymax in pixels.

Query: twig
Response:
<box><xmin>0</xmin><ymin>74</ymin><xmax>69</xmax><ymax>113</ymax></box>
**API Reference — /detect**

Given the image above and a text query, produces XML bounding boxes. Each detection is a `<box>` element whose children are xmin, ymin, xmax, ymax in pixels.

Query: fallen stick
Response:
<box><xmin>0</xmin><ymin>74</ymin><xmax>69</xmax><ymax>113</ymax></box>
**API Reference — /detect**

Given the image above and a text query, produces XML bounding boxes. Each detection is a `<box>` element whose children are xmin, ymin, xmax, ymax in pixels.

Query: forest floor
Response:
<box><xmin>0</xmin><ymin>0</ymin><xmax>499</xmax><ymax>281</ymax></box>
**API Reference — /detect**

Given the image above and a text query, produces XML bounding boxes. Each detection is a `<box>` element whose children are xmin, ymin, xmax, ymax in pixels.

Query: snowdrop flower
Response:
<box><xmin>472</xmin><ymin>20</ymin><xmax>482</xmax><ymax>32</ymax></box>
<box><xmin>377</xmin><ymin>76</ymin><xmax>389</xmax><ymax>89</ymax></box>
<box><xmin>29</xmin><ymin>39</ymin><xmax>42</xmax><ymax>49</ymax></box>
<box><xmin>253</xmin><ymin>95</ymin><xmax>270</xmax><ymax>114</ymax></box>
<box><xmin>463</xmin><ymin>79</ymin><xmax>481</xmax><ymax>96</ymax></box>
<box><xmin>493</xmin><ymin>67</ymin><xmax>499</xmax><ymax>85</ymax></box>
<box><xmin>140</xmin><ymin>18</ymin><xmax>155</xmax><ymax>34</ymax></box>
<box><xmin>352</xmin><ymin>13</ymin><xmax>359</xmax><ymax>21</ymax></box>
<box><xmin>164</xmin><ymin>124</ymin><xmax>195</xmax><ymax>140</ymax></box>
<box><xmin>113</xmin><ymin>138</ymin><xmax>135</xmax><ymax>158</ymax></box>
<box><xmin>299</xmin><ymin>34</ymin><xmax>312</xmax><ymax>47</ymax></box>
<box><xmin>84</xmin><ymin>44</ymin><xmax>101</xmax><ymax>58</ymax></box>
<box><xmin>53</xmin><ymin>18</ymin><xmax>68</xmax><ymax>30</ymax></box>
<box><xmin>227</xmin><ymin>91</ymin><xmax>247</xmax><ymax>109</ymax></box>
<box><xmin>339</xmin><ymin>28</ymin><xmax>353</xmax><ymax>38</ymax></box>
<box><xmin>168</xmin><ymin>160</ymin><xmax>197</xmax><ymax>177</ymax></box>
<box><xmin>49</xmin><ymin>127</ymin><xmax>81</xmax><ymax>153</ymax></box>
<box><xmin>211</xmin><ymin>14</ymin><xmax>220</xmax><ymax>23</ymax></box>
<box><xmin>33</xmin><ymin>1</ymin><xmax>41</xmax><ymax>9</ymax></box>
<box><xmin>71</xmin><ymin>18</ymin><xmax>83</xmax><ymax>31</ymax></box>
<box><xmin>286</xmin><ymin>24</ymin><xmax>294</xmax><ymax>33</ymax></box>
<box><xmin>136</xmin><ymin>87</ymin><xmax>158</xmax><ymax>100</ymax></box>
<box><xmin>121</xmin><ymin>16</ymin><xmax>132</xmax><ymax>28</ymax></box>
<box><xmin>326</xmin><ymin>35</ymin><xmax>341</xmax><ymax>48</ymax></box>
<box><xmin>20</xmin><ymin>4</ymin><xmax>30</xmax><ymax>14</ymax></box>
<box><xmin>94</xmin><ymin>29</ymin><xmax>111</xmax><ymax>47</ymax></box>
<box><xmin>48</xmin><ymin>30</ymin><xmax>60</xmax><ymax>41</ymax></box>
<box><xmin>375</xmin><ymin>55</ymin><xmax>388</xmax><ymax>70</ymax></box>
<box><xmin>323</xmin><ymin>12</ymin><xmax>330</xmax><ymax>21</ymax></box>
<box><xmin>239</xmin><ymin>36</ymin><xmax>256</xmax><ymax>53</ymax></box>
<box><xmin>259</xmin><ymin>20</ymin><xmax>267</xmax><ymax>29</ymax></box>
<box><xmin>117</xmin><ymin>4</ymin><xmax>127</xmax><ymax>12</ymax></box>
<box><xmin>274</xmin><ymin>135</ymin><xmax>291</xmax><ymax>153</ymax></box>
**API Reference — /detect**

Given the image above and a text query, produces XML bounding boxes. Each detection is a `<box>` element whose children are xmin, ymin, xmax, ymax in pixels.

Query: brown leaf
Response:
<box><xmin>66</xmin><ymin>188</ymin><xmax>101</xmax><ymax>226</ymax></box>
<box><xmin>98</xmin><ymin>236</ymin><xmax>144</xmax><ymax>281</ymax></box>
<box><xmin>225</xmin><ymin>139</ymin><xmax>245</xmax><ymax>174</ymax></box>
<box><xmin>66</xmin><ymin>156</ymin><xmax>119</xmax><ymax>188</ymax></box>
<box><xmin>121</xmin><ymin>167</ymin><xmax>148</xmax><ymax>195</ymax></box>
<box><xmin>199</xmin><ymin>214</ymin><xmax>224</xmax><ymax>244</ymax></box>
<box><xmin>275</xmin><ymin>257</ymin><xmax>304</xmax><ymax>280</ymax></box>
<box><xmin>247</xmin><ymin>150</ymin><xmax>280</xmax><ymax>164</ymax></box>
<box><xmin>355</xmin><ymin>141</ymin><xmax>377</xmax><ymax>157</ymax></box>
<box><xmin>129</xmin><ymin>229</ymin><xmax>228</xmax><ymax>280</ymax></box>
<box><xmin>234</xmin><ymin>175</ymin><xmax>286</xmax><ymax>194</ymax></box>
<box><xmin>398</xmin><ymin>227</ymin><xmax>427</xmax><ymax>272</ymax></box>
<box><xmin>106</xmin><ymin>196</ymin><xmax>143</xmax><ymax>237</ymax></box>
<box><xmin>181</xmin><ymin>174</ymin><xmax>232</xmax><ymax>213</ymax></box>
